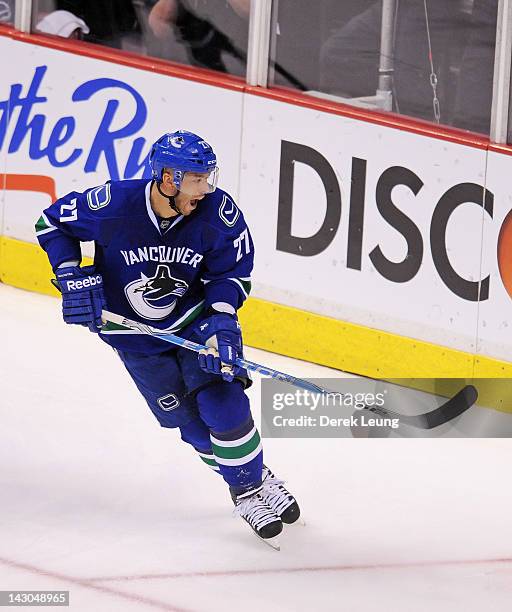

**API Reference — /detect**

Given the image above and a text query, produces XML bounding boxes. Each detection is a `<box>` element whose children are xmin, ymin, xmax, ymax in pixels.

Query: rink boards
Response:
<box><xmin>0</xmin><ymin>27</ymin><xmax>512</xmax><ymax>386</ymax></box>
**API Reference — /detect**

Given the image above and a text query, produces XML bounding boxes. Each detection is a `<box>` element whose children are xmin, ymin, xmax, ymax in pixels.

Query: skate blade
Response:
<box><xmin>255</xmin><ymin>533</ymin><xmax>281</xmax><ymax>550</ymax></box>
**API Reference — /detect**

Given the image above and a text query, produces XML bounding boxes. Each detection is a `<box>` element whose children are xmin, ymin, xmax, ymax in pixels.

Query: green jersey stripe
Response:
<box><xmin>35</xmin><ymin>213</ymin><xmax>57</xmax><ymax>236</ymax></box>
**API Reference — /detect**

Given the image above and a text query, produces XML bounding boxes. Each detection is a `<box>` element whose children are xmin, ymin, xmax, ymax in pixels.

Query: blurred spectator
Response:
<box><xmin>55</xmin><ymin>0</ymin><xmax>140</xmax><ymax>48</ymax></box>
<box><xmin>36</xmin><ymin>10</ymin><xmax>90</xmax><ymax>39</ymax></box>
<box><xmin>452</xmin><ymin>0</ymin><xmax>497</xmax><ymax>134</ymax></box>
<box><xmin>319</xmin><ymin>0</ymin><xmax>465</xmax><ymax>124</ymax></box>
<box><xmin>32</xmin><ymin>1</ymin><xmax>250</xmax><ymax>76</ymax></box>
<box><xmin>0</xmin><ymin>0</ymin><xmax>14</xmax><ymax>24</ymax></box>
<box><xmin>147</xmin><ymin>0</ymin><xmax>249</xmax><ymax>74</ymax></box>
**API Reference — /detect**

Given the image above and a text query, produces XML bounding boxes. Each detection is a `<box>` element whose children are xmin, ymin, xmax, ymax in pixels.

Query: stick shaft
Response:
<box><xmin>102</xmin><ymin>310</ymin><xmax>330</xmax><ymax>394</ymax></box>
<box><xmin>101</xmin><ymin>310</ymin><xmax>477</xmax><ymax>429</ymax></box>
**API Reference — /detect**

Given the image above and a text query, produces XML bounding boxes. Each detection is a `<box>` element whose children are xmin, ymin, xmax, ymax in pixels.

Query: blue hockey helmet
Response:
<box><xmin>149</xmin><ymin>130</ymin><xmax>218</xmax><ymax>193</ymax></box>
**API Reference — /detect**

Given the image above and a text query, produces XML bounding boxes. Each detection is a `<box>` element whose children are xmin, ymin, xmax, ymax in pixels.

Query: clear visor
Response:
<box><xmin>178</xmin><ymin>167</ymin><xmax>219</xmax><ymax>197</ymax></box>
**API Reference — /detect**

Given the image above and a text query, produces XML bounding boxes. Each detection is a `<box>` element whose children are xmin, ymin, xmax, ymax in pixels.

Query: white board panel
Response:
<box><xmin>240</xmin><ymin>94</ymin><xmax>488</xmax><ymax>352</ymax></box>
<box><xmin>0</xmin><ymin>37</ymin><xmax>244</xmax><ymax>247</ymax></box>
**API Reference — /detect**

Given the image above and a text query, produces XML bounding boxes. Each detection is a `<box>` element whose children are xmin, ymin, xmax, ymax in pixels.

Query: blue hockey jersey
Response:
<box><xmin>35</xmin><ymin>179</ymin><xmax>254</xmax><ymax>354</ymax></box>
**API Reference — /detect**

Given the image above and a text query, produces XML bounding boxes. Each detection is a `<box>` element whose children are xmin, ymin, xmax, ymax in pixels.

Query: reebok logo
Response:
<box><xmin>66</xmin><ymin>276</ymin><xmax>102</xmax><ymax>290</ymax></box>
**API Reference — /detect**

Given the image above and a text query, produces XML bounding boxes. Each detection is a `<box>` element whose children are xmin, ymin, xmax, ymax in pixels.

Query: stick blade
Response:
<box><xmin>402</xmin><ymin>384</ymin><xmax>478</xmax><ymax>429</ymax></box>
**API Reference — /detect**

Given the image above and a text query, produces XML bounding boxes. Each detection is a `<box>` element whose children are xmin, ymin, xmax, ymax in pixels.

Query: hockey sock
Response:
<box><xmin>179</xmin><ymin>417</ymin><xmax>221</xmax><ymax>473</ymax></box>
<box><xmin>195</xmin><ymin>382</ymin><xmax>263</xmax><ymax>491</ymax></box>
<box><xmin>210</xmin><ymin>416</ymin><xmax>263</xmax><ymax>493</ymax></box>
<box><xmin>195</xmin><ymin>448</ymin><xmax>220</xmax><ymax>473</ymax></box>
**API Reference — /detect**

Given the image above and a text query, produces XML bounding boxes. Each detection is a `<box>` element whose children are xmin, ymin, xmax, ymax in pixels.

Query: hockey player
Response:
<box><xmin>35</xmin><ymin>130</ymin><xmax>300</xmax><ymax>545</ymax></box>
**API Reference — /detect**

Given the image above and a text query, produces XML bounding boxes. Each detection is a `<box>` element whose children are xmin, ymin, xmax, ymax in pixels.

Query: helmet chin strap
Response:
<box><xmin>155</xmin><ymin>180</ymin><xmax>180</xmax><ymax>214</ymax></box>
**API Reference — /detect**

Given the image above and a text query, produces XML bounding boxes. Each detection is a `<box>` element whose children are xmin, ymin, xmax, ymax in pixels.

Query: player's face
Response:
<box><xmin>160</xmin><ymin>168</ymin><xmax>218</xmax><ymax>215</ymax></box>
<box><xmin>176</xmin><ymin>196</ymin><xmax>201</xmax><ymax>216</ymax></box>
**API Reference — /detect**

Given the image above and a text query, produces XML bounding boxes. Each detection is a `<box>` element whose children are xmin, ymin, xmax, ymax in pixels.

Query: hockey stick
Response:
<box><xmin>101</xmin><ymin>310</ymin><xmax>478</xmax><ymax>429</ymax></box>
<box><xmin>101</xmin><ymin>310</ymin><xmax>330</xmax><ymax>394</ymax></box>
<box><xmin>360</xmin><ymin>383</ymin><xmax>478</xmax><ymax>429</ymax></box>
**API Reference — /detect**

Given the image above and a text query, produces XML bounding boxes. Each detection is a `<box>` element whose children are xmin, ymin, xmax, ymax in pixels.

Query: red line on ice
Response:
<box><xmin>87</xmin><ymin>557</ymin><xmax>512</xmax><ymax>582</ymax></box>
<box><xmin>0</xmin><ymin>557</ymin><xmax>189</xmax><ymax>612</ymax></box>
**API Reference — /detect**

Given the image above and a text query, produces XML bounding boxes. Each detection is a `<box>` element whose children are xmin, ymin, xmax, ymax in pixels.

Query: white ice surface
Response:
<box><xmin>1</xmin><ymin>283</ymin><xmax>512</xmax><ymax>612</ymax></box>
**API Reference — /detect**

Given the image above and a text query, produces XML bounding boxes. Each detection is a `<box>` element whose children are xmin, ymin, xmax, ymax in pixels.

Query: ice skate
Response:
<box><xmin>232</xmin><ymin>485</ymin><xmax>283</xmax><ymax>550</ymax></box>
<box><xmin>259</xmin><ymin>466</ymin><xmax>303</xmax><ymax>525</ymax></box>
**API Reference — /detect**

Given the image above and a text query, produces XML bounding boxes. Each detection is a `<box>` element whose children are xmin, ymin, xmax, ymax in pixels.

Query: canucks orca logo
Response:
<box><xmin>124</xmin><ymin>265</ymin><xmax>189</xmax><ymax>320</ymax></box>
